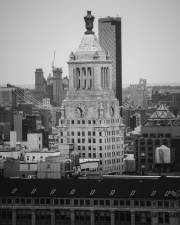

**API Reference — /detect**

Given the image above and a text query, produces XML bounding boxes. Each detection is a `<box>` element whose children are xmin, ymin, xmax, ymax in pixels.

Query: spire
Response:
<box><xmin>84</xmin><ymin>11</ymin><xmax>94</xmax><ymax>35</ymax></box>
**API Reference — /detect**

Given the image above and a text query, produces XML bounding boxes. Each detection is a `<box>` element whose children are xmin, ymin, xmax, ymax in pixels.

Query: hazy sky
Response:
<box><xmin>0</xmin><ymin>0</ymin><xmax>180</xmax><ymax>86</ymax></box>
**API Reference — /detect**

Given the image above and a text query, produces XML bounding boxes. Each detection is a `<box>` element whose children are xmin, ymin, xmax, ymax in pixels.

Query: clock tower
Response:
<box><xmin>58</xmin><ymin>11</ymin><xmax>124</xmax><ymax>174</ymax></box>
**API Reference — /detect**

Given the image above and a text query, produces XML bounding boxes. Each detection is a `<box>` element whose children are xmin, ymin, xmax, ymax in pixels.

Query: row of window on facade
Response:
<box><xmin>61</xmin><ymin>129</ymin><xmax>121</xmax><ymax>137</ymax></box>
<box><xmin>142</xmin><ymin>133</ymin><xmax>171</xmax><ymax>138</ymax></box>
<box><xmin>65</xmin><ymin>118</ymin><xmax>120</xmax><ymax>125</ymax></box>
<box><xmin>0</xmin><ymin>197</ymin><xmax>179</xmax><ymax>209</ymax></box>
<box><xmin>61</xmin><ymin>136</ymin><xmax>122</xmax><ymax>144</ymax></box>
<box><xmin>136</xmin><ymin>139</ymin><xmax>170</xmax><ymax>146</ymax></box>
<box><xmin>73</xmin><ymin>67</ymin><xmax>110</xmax><ymax>90</ymax></box>
<box><xmin>0</xmin><ymin>210</ymin><xmax>173</xmax><ymax>224</ymax></box>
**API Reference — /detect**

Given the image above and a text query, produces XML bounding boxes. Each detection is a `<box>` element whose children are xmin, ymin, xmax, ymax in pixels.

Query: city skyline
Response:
<box><xmin>0</xmin><ymin>0</ymin><xmax>180</xmax><ymax>86</ymax></box>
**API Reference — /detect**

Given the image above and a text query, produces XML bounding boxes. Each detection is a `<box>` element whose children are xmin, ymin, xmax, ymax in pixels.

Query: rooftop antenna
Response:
<box><xmin>52</xmin><ymin>50</ymin><xmax>56</xmax><ymax>70</ymax></box>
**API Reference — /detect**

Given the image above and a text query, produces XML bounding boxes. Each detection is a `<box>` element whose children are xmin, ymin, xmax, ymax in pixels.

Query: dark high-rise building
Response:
<box><xmin>52</xmin><ymin>67</ymin><xmax>63</xmax><ymax>106</ymax></box>
<box><xmin>34</xmin><ymin>68</ymin><xmax>47</xmax><ymax>101</ymax></box>
<box><xmin>98</xmin><ymin>17</ymin><xmax>122</xmax><ymax>105</ymax></box>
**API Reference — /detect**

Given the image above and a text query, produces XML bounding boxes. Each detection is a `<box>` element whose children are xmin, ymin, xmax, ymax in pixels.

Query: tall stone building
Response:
<box><xmin>128</xmin><ymin>79</ymin><xmax>148</xmax><ymax>107</ymax></box>
<box><xmin>52</xmin><ymin>67</ymin><xmax>63</xmax><ymax>106</ymax></box>
<box><xmin>98</xmin><ymin>17</ymin><xmax>122</xmax><ymax>106</ymax></box>
<box><xmin>58</xmin><ymin>11</ymin><xmax>124</xmax><ymax>174</ymax></box>
<box><xmin>34</xmin><ymin>68</ymin><xmax>47</xmax><ymax>101</ymax></box>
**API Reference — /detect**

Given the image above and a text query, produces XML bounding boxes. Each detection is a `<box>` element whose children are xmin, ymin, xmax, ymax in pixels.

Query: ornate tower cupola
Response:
<box><xmin>68</xmin><ymin>11</ymin><xmax>112</xmax><ymax>92</ymax></box>
<box><xmin>59</xmin><ymin>11</ymin><xmax>124</xmax><ymax>175</ymax></box>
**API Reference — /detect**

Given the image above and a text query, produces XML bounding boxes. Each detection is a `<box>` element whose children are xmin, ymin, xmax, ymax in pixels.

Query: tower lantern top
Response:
<box><xmin>84</xmin><ymin>11</ymin><xmax>94</xmax><ymax>35</ymax></box>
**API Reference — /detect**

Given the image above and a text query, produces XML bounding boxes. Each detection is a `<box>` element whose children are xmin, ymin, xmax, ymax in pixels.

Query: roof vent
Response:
<box><xmin>90</xmin><ymin>189</ymin><xmax>96</xmax><ymax>195</ymax></box>
<box><xmin>109</xmin><ymin>189</ymin><xmax>116</xmax><ymax>196</ymax></box>
<box><xmin>50</xmin><ymin>189</ymin><xmax>56</xmax><ymax>195</ymax></box>
<box><xmin>130</xmin><ymin>190</ymin><xmax>136</xmax><ymax>196</ymax></box>
<box><xmin>69</xmin><ymin>189</ymin><xmax>76</xmax><ymax>195</ymax></box>
<box><xmin>150</xmin><ymin>190</ymin><xmax>157</xmax><ymax>197</ymax></box>
<box><xmin>11</xmin><ymin>188</ymin><xmax>18</xmax><ymax>194</ymax></box>
<box><xmin>31</xmin><ymin>188</ymin><xmax>37</xmax><ymax>195</ymax></box>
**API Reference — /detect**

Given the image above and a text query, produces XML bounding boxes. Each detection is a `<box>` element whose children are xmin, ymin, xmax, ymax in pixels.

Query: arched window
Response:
<box><xmin>73</xmin><ymin>68</ymin><xmax>76</xmax><ymax>89</ymax></box>
<box><xmin>76</xmin><ymin>68</ymin><xmax>80</xmax><ymax>89</ymax></box>
<box><xmin>106</xmin><ymin>67</ymin><xmax>110</xmax><ymax>89</ymax></box>
<box><xmin>82</xmin><ymin>67</ymin><xmax>86</xmax><ymax>89</ymax></box>
<box><xmin>87</xmin><ymin>67</ymin><xmax>92</xmax><ymax>89</ymax></box>
<box><xmin>101</xmin><ymin>67</ymin><xmax>104</xmax><ymax>88</ymax></box>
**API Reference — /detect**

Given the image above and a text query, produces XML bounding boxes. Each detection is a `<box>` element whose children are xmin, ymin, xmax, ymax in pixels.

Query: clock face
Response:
<box><xmin>75</xmin><ymin>104</ymin><xmax>87</xmax><ymax>118</ymax></box>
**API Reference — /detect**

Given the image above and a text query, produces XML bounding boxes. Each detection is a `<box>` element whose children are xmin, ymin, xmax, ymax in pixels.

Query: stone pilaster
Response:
<box><xmin>31</xmin><ymin>209</ymin><xmax>36</xmax><ymax>225</ymax></box>
<box><xmin>70</xmin><ymin>209</ymin><xmax>75</xmax><ymax>225</ymax></box>
<box><xmin>51</xmin><ymin>209</ymin><xmax>55</xmax><ymax>225</ymax></box>
<box><xmin>90</xmin><ymin>210</ymin><xmax>95</xmax><ymax>225</ymax></box>
<box><xmin>111</xmin><ymin>210</ymin><xmax>115</xmax><ymax>225</ymax></box>
<box><xmin>12</xmin><ymin>208</ymin><xmax>16</xmax><ymax>225</ymax></box>
<box><xmin>131</xmin><ymin>211</ymin><xmax>135</xmax><ymax>225</ymax></box>
<box><xmin>151</xmin><ymin>212</ymin><xmax>158</xmax><ymax>225</ymax></box>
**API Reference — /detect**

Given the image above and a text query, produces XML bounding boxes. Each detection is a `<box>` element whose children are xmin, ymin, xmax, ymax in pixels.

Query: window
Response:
<box><xmin>34</xmin><ymin>198</ymin><xmax>39</xmax><ymax>204</ymax></box>
<box><xmin>164</xmin><ymin>201</ymin><xmax>169</xmax><ymax>208</ymax></box>
<box><xmin>60</xmin><ymin>199</ymin><xmax>64</xmax><ymax>205</ymax></box>
<box><xmin>105</xmin><ymin>200</ymin><xmax>110</xmax><ymax>206</ymax></box>
<box><xmin>114</xmin><ymin>200</ymin><xmax>118</xmax><ymax>206</ymax></box>
<box><xmin>85</xmin><ymin>200</ymin><xmax>90</xmax><ymax>205</ymax></box>
<box><xmin>120</xmin><ymin>200</ymin><xmax>124</xmax><ymax>206</ymax></box>
<box><xmin>94</xmin><ymin>200</ymin><xmax>98</xmax><ymax>205</ymax></box>
<box><xmin>134</xmin><ymin>200</ymin><xmax>139</xmax><ymax>206</ymax></box>
<box><xmin>146</xmin><ymin>201</ymin><xmax>151</xmax><ymax>207</ymax></box>
<box><xmin>74</xmin><ymin>199</ymin><xmax>78</xmax><ymax>205</ymax></box>
<box><xmin>100</xmin><ymin>200</ymin><xmax>104</xmax><ymax>205</ymax></box>
<box><xmin>158</xmin><ymin>201</ymin><xmax>163</xmax><ymax>207</ymax></box>
<box><xmin>80</xmin><ymin>200</ymin><xmax>84</xmax><ymax>206</ymax></box>
<box><xmin>140</xmin><ymin>201</ymin><xmax>145</xmax><ymax>206</ymax></box>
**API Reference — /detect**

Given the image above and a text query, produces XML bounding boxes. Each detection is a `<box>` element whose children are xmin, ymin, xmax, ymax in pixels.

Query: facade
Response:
<box><xmin>98</xmin><ymin>17</ymin><xmax>122</xmax><ymax>105</ymax></box>
<box><xmin>128</xmin><ymin>79</ymin><xmax>148</xmax><ymax>107</ymax></box>
<box><xmin>0</xmin><ymin>87</ymin><xmax>16</xmax><ymax>108</ymax></box>
<box><xmin>13</xmin><ymin>111</ymin><xmax>23</xmax><ymax>142</ymax></box>
<box><xmin>27</xmin><ymin>133</ymin><xmax>43</xmax><ymax>151</ymax></box>
<box><xmin>24</xmin><ymin>151</ymin><xmax>60</xmax><ymax>162</ymax></box>
<box><xmin>0</xmin><ymin>106</ymin><xmax>13</xmax><ymax>141</ymax></box>
<box><xmin>135</xmin><ymin>105</ymin><xmax>180</xmax><ymax>174</ymax></box>
<box><xmin>57</xmin><ymin>11</ymin><xmax>124</xmax><ymax>174</ymax></box>
<box><xmin>0</xmin><ymin>176</ymin><xmax>180</xmax><ymax>225</ymax></box>
<box><xmin>52</xmin><ymin>67</ymin><xmax>64</xmax><ymax>106</ymax></box>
